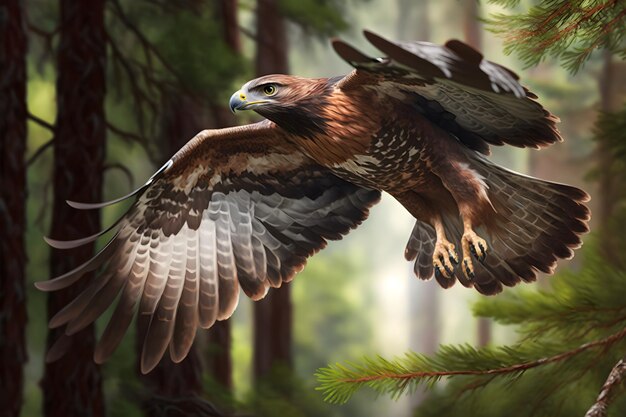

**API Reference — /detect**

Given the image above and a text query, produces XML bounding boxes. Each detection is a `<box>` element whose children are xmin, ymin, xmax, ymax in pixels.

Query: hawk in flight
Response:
<box><xmin>38</xmin><ymin>31</ymin><xmax>590</xmax><ymax>373</ymax></box>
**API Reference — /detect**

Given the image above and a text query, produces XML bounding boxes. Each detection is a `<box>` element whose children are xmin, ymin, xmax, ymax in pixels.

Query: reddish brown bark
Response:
<box><xmin>255</xmin><ymin>0</ymin><xmax>289</xmax><ymax>76</ymax></box>
<box><xmin>217</xmin><ymin>0</ymin><xmax>241</xmax><ymax>57</ymax></box>
<box><xmin>597</xmin><ymin>51</ymin><xmax>620</xmax><ymax>265</ymax></box>
<box><xmin>205</xmin><ymin>321</ymin><xmax>233</xmax><ymax>390</ymax></box>
<box><xmin>200</xmin><ymin>0</ymin><xmax>242</xmax><ymax>390</ymax></box>
<box><xmin>0</xmin><ymin>1</ymin><xmax>28</xmax><ymax>416</ymax></box>
<box><xmin>137</xmin><ymin>94</ymin><xmax>204</xmax><ymax>412</ymax></box>
<box><xmin>253</xmin><ymin>0</ymin><xmax>293</xmax><ymax>382</ymax></box>
<box><xmin>41</xmin><ymin>1</ymin><xmax>106</xmax><ymax>416</ymax></box>
<box><xmin>138</xmin><ymin>351</ymin><xmax>203</xmax><ymax>398</ymax></box>
<box><xmin>461</xmin><ymin>0</ymin><xmax>492</xmax><ymax>346</ymax></box>
<box><xmin>462</xmin><ymin>0</ymin><xmax>482</xmax><ymax>50</ymax></box>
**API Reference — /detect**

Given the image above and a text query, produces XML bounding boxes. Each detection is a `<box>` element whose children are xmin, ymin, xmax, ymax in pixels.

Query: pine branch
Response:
<box><xmin>585</xmin><ymin>357</ymin><xmax>626</xmax><ymax>417</ymax></box>
<box><xmin>108</xmin><ymin>0</ymin><xmax>189</xmax><ymax>91</ymax></box>
<box><xmin>473</xmin><ymin>256</ymin><xmax>626</xmax><ymax>342</ymax></box>
<box><xmin>103</xmin><ymin>163</ymin><xmax>135</xmax><ymax>190</ymax></box>
<box><xmin>27</xmin><ymin>112</ymin><xmax>54</xmax><ymax>132</ymax></box>
<box><xmin>27</xmin><ymin>139</ymin><xmax>54</xmax><ymax>167</ymax></box>
<box><xmin>316</xmin><ymin>326</ymin><xmax>626</xmax><ymax>404</ymax></box>
<box><xmin>486</xmin><ymin>0</ymin><xmax>626</xmax><ymax>73</ymax></box>
<box><xmin>105</xmin><ymin>121</ymin><xmax>159</xmax><ymax>165</ymax></box>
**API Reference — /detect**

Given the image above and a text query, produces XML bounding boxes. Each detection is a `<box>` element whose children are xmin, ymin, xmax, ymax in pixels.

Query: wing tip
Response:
<box><xmin>34</xmin><ymin>281</ymin><xmax>49</xmax><ymax>291</ymax></box>
<box><xmin>363</xmin><ymin>29</ymin><xmax>391</xmax><ymax>50</ymax></box>
<box><xmin>444</xmin><ymin>39</ymin><xmax>483</xmax><ymax>64</ymax></box>
<box><xmin>331</xmin><ymin>38</ymin><xmax>372</xmax><ymax>65</ymax></box>
<box><xmin>140</xmin><ymin>354</ymin><xmax>160</xmax><ymax>375</ymax></box>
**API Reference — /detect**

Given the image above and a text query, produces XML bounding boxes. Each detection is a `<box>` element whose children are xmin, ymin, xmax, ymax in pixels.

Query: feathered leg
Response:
<box><xmin>432</xmin><ymin>214</ymin><xmax>459</xmax><ymax>279</ymax></box>
<box><xmin>460</xmin><ymin>217</ymin><xmax>487</xmax><ymax>279</ymax></box>
<box><xmin>431</xmin><ymin>153</ymin><xmax>496</xmax><ymax>281</ymax></box>
<box><xmin>394</xmin><ymin>190</ymin><xmax>459</xmax><ymax>279</ymax></box>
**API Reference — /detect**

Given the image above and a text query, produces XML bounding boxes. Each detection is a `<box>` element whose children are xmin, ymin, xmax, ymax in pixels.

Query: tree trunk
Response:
<box><xmin>195</xmin><ymin>0</ymin><xmax>242</xmax><ymax>391</ymax></box>
<box><xmin>0</xmin><ymin>1</ymin><xmax>28</xmax><ymax>416</ymax></box>
<box><xmin>399</xmin><ymin>3</ymin><xmax>441</xmax><ymax>409</ymax></box>
<box><xmin>253</xmin><ymin>0</ymin><xmax>293</xmax><ymax>382</ymax></box>
<box><xmin>396</xmin><ymin>0</ymin><xmax>429</xmax><ymax>40</ymax></box>
<box><xmin>255</xmin><ymin>0</ymin><xmax>288</xmax><ymax>76</ymax></box>
<box><xmin>597</xmin><ymin>50</ymin><xmax>620</xmax><ymax>265</ymax></box>
<box><xmin>217</xmin><ymin>0</ymin><xmax>241</xmax><ymax>57</ymax></box>
<box><xmin>461</xmin><ymin>0</ymin><xmax>492</xmax><ymax>347</ymax></box>
<box><xmin>462</xmin><ymin>0</ymin><xmax>481</xmax><ymax>50</ymax></box>
<box><xmin>41</xmin><ymin>1</ymin><xmax>106</xmax><ymax>416</ymax></box>
<box><xmin>137</xmin><ymin>93</ymin><xmax>204</xmax><ymax>414</ymax></box>
<box><xmin>205</xmin><ymin>321</ymin><xmax>233</xmax><ymax>390</ymax></box>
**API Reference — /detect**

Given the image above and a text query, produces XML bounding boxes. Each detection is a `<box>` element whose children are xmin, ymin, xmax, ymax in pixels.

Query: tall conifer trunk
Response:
<box><xmin>461</xmin><ymin>0</ymin><xmax>491</xmax><ymax>347</ymax></box>
<box><xmin>253</xmin><ymin>0</ymin><xmax>293</xmax><ymax>381</ymax></box>
<box><xmin>0</xmin><ymin>1</ymin><xmax>28</xmax><ymax>416</ymax></box>
<box><xmin>202</xmin><ymin>0</ymin><xmax>243</xmax><ymax>391</ymax></box>
<box><xmin>137</xmin><ymin>92</ymin><xmax>205</xmax><ymax>412</ymax></box>
<box><xmin>42</xmin><ymin>1</ymin><xmax>106</xmax><ymax>416</ymax></box>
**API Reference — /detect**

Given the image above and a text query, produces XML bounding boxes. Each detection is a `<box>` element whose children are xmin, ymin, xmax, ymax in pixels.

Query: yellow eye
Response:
<box><xmin>263</xmin><ymin>85</ymin><xmax>277</xmax><ymax>96</ymax></box>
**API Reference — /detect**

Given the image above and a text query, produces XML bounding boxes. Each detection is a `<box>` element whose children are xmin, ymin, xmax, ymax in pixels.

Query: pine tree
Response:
<box><xmin>316</xmin><ymin>2</ymin><xmax>626</xmax><ymax>416</ymax></box>
<box><xmin>0</xmin><ymin>1</ymin><xmax>28</xmax><ymax>416</ymax></box>
<box><xmin>42</xmin><ymin>1</ymin><xmax>107</xmax><ymax>416</ymax></box>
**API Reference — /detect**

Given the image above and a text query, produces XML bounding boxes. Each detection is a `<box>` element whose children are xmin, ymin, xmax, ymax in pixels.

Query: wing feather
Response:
<box><xmin>141</xmin><ymin>226</ymin><xmax>187</xmax><ymax>373</ymax></box>
<box><xmin>332</xmin><ymin>31</ymin><xmax>561</xmax><ymax>153</ymax></box>
<box><xmin>215</xmin><ymin>198</ymin><xmax>240</xmax><ymax>320</ymax></box>
<box><xmin>170</xmin><ymin>226</ymin><xmax>200</xmax><ymax>363</ymax></box>
<box><xmin>94</xmin><ymin>233</ymin><xmax>151</xmax><ymax>363</ymax></box>
<box><xmin>37</xmin><ymin>120</ymin><xmax>380</xmax><ymax>371</ymax></box>
<box><xmin>198</xmin><ymin>214</ymin><xmax>219</xmax><ymax>328</ymax></box>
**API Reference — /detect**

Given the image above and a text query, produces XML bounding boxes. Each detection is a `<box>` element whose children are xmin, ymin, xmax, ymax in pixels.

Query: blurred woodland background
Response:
<box><xmin>1</xmin><ymin>0</ymin><xmax>626</xmax><ymax>416</ymax></box>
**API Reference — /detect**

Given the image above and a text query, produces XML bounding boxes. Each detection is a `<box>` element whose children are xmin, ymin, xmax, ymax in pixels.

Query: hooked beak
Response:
<box><xmin>229</xmin><ymin>90</ymin><xmax>269</xmax><ymax>113</ymax></box>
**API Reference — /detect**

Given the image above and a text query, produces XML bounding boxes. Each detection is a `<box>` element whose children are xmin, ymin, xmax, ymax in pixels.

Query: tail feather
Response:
<box><xmin>404</xmin><ymin>156</ymin><xmax>589</xmax><ymax>295</ymax></box>
<box><xmin>473</xmin><ymin>156</ymin><xmax>588</xmax><ymax>292</ymax></box>
<box><xmin>405</xmin><ymin>221</ymin><xmax>436</xmax><ymax>280</ymax></box>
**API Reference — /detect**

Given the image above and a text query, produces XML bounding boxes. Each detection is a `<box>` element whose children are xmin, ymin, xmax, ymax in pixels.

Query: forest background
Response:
<box><xmin>1</xmin><ymin>0</ymin><xmax>625</xmax><ymax>417</ymax></box>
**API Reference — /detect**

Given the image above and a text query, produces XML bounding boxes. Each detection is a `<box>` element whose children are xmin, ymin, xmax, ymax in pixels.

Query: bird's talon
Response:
<box><xmin>477</xmin><ymin>243</ymin><xmax>486</xmax><ymax>261</ymax></box>
<box><xmin>462</xmin><ymin>231</ymin><xmax>488</xmax><ymax>262</ymax></box>
<box><xmin>433</xmin><ymin>240</ymin><xmax>458</xmax><ymax>279</ymax></box>
<box><xmin>463</xmin><ymin>258</ymin><xmax>475</xmax><ymax>279</ymax></box>
<box><xmin>444</xmin><ymin>264</ymin><xmax>454</xmax><ymax>277</ymax></box>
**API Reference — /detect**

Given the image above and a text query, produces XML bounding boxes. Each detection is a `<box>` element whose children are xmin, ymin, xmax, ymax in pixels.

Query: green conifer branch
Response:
<box><xmin>316</xmin><ymin>325</ymin><xmax>626</xmax><ymax>404</ymax></box>
<box><xmin>486</xmin><ymin>0</ymin><xmax>626</xmax><ymax>73</ymax></box>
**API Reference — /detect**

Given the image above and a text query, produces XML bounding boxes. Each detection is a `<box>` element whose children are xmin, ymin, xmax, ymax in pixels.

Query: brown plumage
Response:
<box><xmin>37</xmin><ymin>30</ymin><xmax>589</xmax><ymax>372</ymax></box>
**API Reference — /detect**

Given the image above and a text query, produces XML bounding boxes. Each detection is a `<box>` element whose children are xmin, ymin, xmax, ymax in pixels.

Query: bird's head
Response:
<box><xmin>229</xmin><ymin>74</ymin><xmax>331</xmax><ymax>137</ymax></box>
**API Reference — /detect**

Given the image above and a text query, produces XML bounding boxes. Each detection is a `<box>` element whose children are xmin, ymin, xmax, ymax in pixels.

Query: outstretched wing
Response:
<box><xmin>332</xmin><ymin>30</ymin><xmax>561</xmax><ymax>154</ymax></box>
<box><xmin>37</xmin><ymin>120</ymin><xmax>381</xmax><ymax>373</ymax></box>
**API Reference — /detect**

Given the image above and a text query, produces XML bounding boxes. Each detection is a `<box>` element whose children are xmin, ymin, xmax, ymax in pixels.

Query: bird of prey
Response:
<box><xmin>37</xmin><ymin>30</ymin><xmax>590</xmax><ymax>373</ymax></box>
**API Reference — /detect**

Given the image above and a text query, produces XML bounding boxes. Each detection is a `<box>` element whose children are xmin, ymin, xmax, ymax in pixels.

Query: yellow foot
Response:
<box><xmin>461</xmin><ymin>230</ymin><xmax>488</xmax><ymax>280</ymax></box>
<box><xmin>433</xmin><ymin>239</ymin><xmax>458</xmax><ymax>279</ymax></box>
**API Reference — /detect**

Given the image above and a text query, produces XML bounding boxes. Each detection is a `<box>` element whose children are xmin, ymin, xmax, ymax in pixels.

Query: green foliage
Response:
<box><xmin>316</xmin><ymin>248</ymin><xmax>626</xmax><ymax>409</ymax></box>
<box><xmin>156</xmin><ymin>7</ymin><xmax>247</xmax><ymax>98</ymax></box>
<box><xmin>279</xmin><ymin>0</ymin><xmax>349</xmax><ymax>37</ymax></box>
<box><xmin>246</xmin><ymin>365</ymin><xmax>332</xmax><ymax>417</ymax></box>
<box><xmin>593</xmin><ymin>103</ymin><xmax>626</xmax><ymax>175</ymax></box>
<box><xmin>292</xmin><ymin>251</ymin><xmax>382</xmax><ymax>417</ymax></box>
<box><xmin>486</xmin><ymin>0</ymin><xmax>626</xmax><ymax>73</ymax></box>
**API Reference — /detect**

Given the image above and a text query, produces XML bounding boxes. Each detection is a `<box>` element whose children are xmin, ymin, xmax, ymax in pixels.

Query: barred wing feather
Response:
<box><xmin>37</xmin><ymin>120</ymin><xmax>381</xmax><ymax>373</ymax></box>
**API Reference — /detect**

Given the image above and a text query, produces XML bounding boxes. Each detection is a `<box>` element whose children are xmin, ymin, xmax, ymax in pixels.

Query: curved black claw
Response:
<box><xmin>463</xmin><ymin>259</ymin><xmax>475</xmax><ymax>280</ymax></box>
<box><xmin>449</xmin><ymin>254</ymin><xmax>459</xmax><ymax>266</ymax></box>
<box><xmin>477</xmin><ymin>242</ymin><xmax>487</xmax><ymax>262</ymax></box>
<box><xmin>470</xmin><ymin>243</ymin><xmax>477</xmax><ymax>259</ymax></box>
<box><xmin>435</xmin><ymin>265</ymin><xmax>442</xmax><ymax>279</ymax></box>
